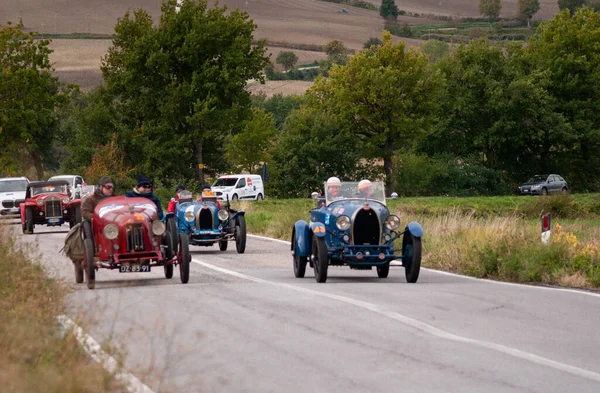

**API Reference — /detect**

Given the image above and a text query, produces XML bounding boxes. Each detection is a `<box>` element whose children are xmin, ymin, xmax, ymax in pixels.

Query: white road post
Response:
<box><xmin>541</xmin><ymin>214</ymin><xmax>551</xmax><ymax>244</ymax></box>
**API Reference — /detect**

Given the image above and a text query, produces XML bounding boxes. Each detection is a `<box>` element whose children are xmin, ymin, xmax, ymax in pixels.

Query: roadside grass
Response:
<box><xmin>239</xmin><ymin>194</ymin><xmax>600</xmax><ymax>288</ymax></box>
<box><xmin>0</xmin><ymin>226</ymin><xmax>124</xmax><ymax>393</ymax></box>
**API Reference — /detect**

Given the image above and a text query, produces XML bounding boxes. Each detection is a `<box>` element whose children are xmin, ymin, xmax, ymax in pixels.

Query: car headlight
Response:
<box><xmin>184</xmin><ymin>210</ymin><xmax>195</xmax><ymax>222</ymax></box>
<box><xmin>218</xmin><ymin>209</ymin><xmax>229</xmax><ymax>221</ymax></box>
<box><xmin>336</xmin><ymin>215</ymin><xmax>351</xmax><ymax>231</ymax></box>
<box><xmin>62</xmin><ymin>197</ymin><xmax>70</xmax><ymax>204</ymax></box>
<box><xmin>37</xmin><ymin>199</ymin><xmax>44</xmax><ymax>206</ymax></box>
<box><xmin>103</xmin><ymin>224</ymin><xmax>119</xmax><ymax>240</ymax></box>
<box><xmin>385</xmin><ymin>215</ymin><xmax>401</xmax><ymax>231</ymax></box>
<box><xmin>152</xmin><ymin>220</ymin><xmax>166</xmax><ymax>236</ymax></box>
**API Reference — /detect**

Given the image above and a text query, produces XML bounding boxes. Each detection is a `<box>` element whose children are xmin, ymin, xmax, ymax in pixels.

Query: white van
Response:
<box><xmin>48</xmin><ymin>174</ymin><xmax>86</xmax><ymax>199</ymax></box>
<box><xmin>211</xmin><ymin>174</ymin><xmax>264</xmax><ymax>201</ymax></box>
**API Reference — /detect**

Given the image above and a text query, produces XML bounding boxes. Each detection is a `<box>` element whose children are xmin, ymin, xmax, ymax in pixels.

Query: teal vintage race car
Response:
<box><xmin>291</xmin><ymin>181</ymin><xmax>422</xmax><ymax>283</ymax></box>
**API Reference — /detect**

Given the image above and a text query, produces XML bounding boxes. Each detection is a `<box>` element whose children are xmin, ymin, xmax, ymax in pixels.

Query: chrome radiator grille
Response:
<box><xmin>45</xmin><ymin>198</ymin><xmax>62</xmax><ymax>218</ymax></box>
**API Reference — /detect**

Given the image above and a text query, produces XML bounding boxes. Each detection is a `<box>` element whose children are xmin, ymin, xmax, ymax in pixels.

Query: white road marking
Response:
<box><xmin>192</xmin><ymin>257</ymin><xmax>600</xmax><ymax>383</ymax></box>
<box><xmin>58</xmin><ymin>315</ymin><xmax>156</xmax><ymax>393</ymax></box>
<box><xmin>248</xmin><ymin>234</ymin><xmax>600</xmax><ymax>298</ymax></box>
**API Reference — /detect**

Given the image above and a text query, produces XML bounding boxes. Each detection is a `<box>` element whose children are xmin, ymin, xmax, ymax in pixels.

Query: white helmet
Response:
<box><xmin>358</xmin><ymin>179</ymin><xmax>372</xmax><ymax>190</ymax></box>
<box><xmin>326</xmin><ymin>176</ymin><xmax>341</xmax><ymax>186</ymax></box>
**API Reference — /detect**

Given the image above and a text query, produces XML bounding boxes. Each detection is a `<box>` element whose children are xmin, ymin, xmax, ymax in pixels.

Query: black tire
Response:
<box><xmin>292</xmin><ymin>235</ymin><xmax>307</xmax><ymax>278</ymax></box>
<box><xmin>84</xmin><ymin>238</ymin><xmax>95</xmax><ymax>289</ymax></box>
<box><xmin>166</xmin><ymin>217</ymin><xmax>179</xmax><ymax>252</ymax></box>
<box><xmin>232</xmin><ymin>194</ymin><xmax>239</xmax><ymax>201</ymax></box>
<box><xmin>235</xmin><ymin>215</ymin><xmax>247</xmax><ymax>254</ymax></box>
<box><xmin>377</xmin><ymin>264</ymin><xmax>390</xmax><ymax>278</ymax></box>
<box><xmin>164</xmin><ymin>263</ymin><xmax>173</xmax><ymax>279</ymax></box>
<box><xmin>25</xmin><ymin>207</ymin><xmax>34</xmax><ymax>234</ymax></box>
<box><xmin>257</xmin><ymin>193</ymin><xmax>264</xmax><ymax>201</ymax></box>
<box><xmin>562</xmin><ymin>187</ymin><xmax>568</xmax><ymax>194</ymax></box>
<box><xmin>541</xmin><ymin>187</ymin><xmax>548</xmax><ymax>196</ymax></box>
<box><xmin>162</xmin><ymin>230</ymin><xmax>174</xmax><ymax>260</ymax></box>
<box><xmin>179</xmin><ymin>234</ymin><xmax>190</xmax><ymax>284</ymax></box>
<box><xmin>219</xmin><ymin>240</ymin><xmax>228</xmax><ymax>251</ymax></box>
<box><xmin>312</xmin><ymin>236</ymin><xmax>328</xmax><ymax>283</ymax></box>
<box><xmin>74</xmin><ymin>261</ymin><xmax>84</xmax><ymax>283</ymax></box>
<box><xmin>403</xmin><ymin>233</ymin><xmax>422</xmax><ymax>283</ymax></box>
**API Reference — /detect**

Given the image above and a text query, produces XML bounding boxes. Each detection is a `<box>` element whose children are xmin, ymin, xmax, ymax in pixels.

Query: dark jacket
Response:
<box><xmin>125</xmin><ymin>188</ymin><xmax>164</xmax><ymax>220</ymax></box>
<box><xmin>82</xmin><ymin>190</ymin><xmax>107</xmax><ymax>221</ymax></box>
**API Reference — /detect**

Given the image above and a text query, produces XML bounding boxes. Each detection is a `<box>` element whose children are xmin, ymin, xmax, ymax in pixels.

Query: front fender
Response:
<box><xmin>293</xmin><ymin>220</ymin><xmax>310</xmax><ymax>257</ymax></box>
<box><xmin>406</xmin><ymin>222</ymin><xmax>423</xmax><ymax>238</ymax></box>
<box><xmin>309</xmin><ymin>222</ymin><xmax>326</xmax><ymax>238</ymax></box>
<box><xmin>229</xmin><ymin>210</ymin><xmax>245</xmax><ymax>224</ymax></box>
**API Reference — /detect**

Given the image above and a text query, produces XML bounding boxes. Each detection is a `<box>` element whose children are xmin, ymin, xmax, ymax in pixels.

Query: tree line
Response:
<box><xmin>2</xmin><ymin>2</ymin><xmax>600</xmax><ymax>197</ymax></box>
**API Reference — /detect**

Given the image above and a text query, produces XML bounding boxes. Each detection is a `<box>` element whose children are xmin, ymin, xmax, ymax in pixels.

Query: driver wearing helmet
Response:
<box><xmin>326</xmin><ymin>176</ymin><xmax>345</xmax><ymax>200</ymax></box>
<box><xmin>357</xmin><ymin>179</ymin><xmax>373</xmax><ymax>198</ymax></box>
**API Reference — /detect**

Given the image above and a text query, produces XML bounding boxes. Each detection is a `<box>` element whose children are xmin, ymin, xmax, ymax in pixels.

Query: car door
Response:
<box><xmin>550</xmin><ymin>176</ymin><xmax>560</xmax><ymax>193</ymax></box>
<box><xmin>235</xmin><ymin>178</ymin><xmax>246</xmax><ymax>199</ymax></box>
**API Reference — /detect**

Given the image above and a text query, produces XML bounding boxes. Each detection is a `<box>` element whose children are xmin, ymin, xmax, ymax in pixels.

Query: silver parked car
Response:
<box><xmin>518</xmin><ymin>174</ymin><xmax>568</xmax><ymax>196</ymax></box>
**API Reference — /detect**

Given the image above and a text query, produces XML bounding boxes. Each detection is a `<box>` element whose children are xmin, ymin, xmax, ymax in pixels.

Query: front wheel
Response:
<box><xmin>562</xmin><ymin>187</ymin><xmax>568</xmax><ymax>194</ymax></box>
<box><xmin>162</xmin><ymin>230</ymin><xmax>174</xmax><ymax>260</ymax></box>
<box><xmin>166</xmin><ymin>217</ymin><xmax>179</xmax><ymax>252</ymax></box>
<box><xmin>235</xmin><ymin>215</ymin><xmax>247</xmax><ymax>254</ymax></box>
<box><xmin>179</xmin><ymin>234</ymin><xmax>190</xmax><ymax>284</ymax></box>
<box><xmin>541</xmin><ymin>187</ymin><xmax>548</xmax><ymax>196</ymax></box>
<box><xmin>83</xmin><ymin>238</ymin><xmax>95</xmax><ymax>289</ymax></box>
<box><xmin>232</xmin><ymin>194</ymin><xmax>239</xmax><ymax>201</ymax></box>
<box><xmin>312</xmin><ymin>236</ymin><xmax>328</xmax><ymax>283</ymax></box>
<box><xmin>25</xmin><ymin>207</ymin><xmax>34</xmax><ymax>234</ymax></box>
<box><xmin>292</xmin><ymin>236</ymin><xmax>307</xmax><ymax>278</ymax></box>
<box><xmin>403</xmin><ymin>233</ymin><xmax>422</xmax><ymax>283</ymax></box>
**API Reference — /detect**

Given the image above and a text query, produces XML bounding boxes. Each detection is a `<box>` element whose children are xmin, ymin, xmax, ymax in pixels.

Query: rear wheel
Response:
<box><xmin>25</xmin><ymin>207</ymin><xmax>34</xmax><ymax>234</ymax></box>
<box><xmin>164</xmin><ymin>264</ymin><xmax>173</xmax><ymax>279</ymax></box>
<box><xmin>257</xmin><ymin>193</ymin><xmax>264</xmax><ymax>201</ymax></box>
<box><xmin>292</xmin><ymin>235</ymin><xmax>307</xmax><ymax>278</ymax></box>
<box><xmin>74</xmin><ymin>260</ymin><xmax>84</xmax><ymax>283</ymax></box>
<box><xmin>312</xmin><ymin>236</ymin><xmax>328</xmax><ymax>283</ymax></box>
<box><xmin>70</xmin><ymin>205</ymin><xmax>82</xmax><ymax>228</ymax></box>
<box><xmin>235</xmin><ymin>215</ymin><xmax>247</xmax><ymax>254</ymax></box>
<box><xmin>179</xmin><ymin>234</ymin><xmax>190</xmax><ymax>284</ymax></box>
<box><xmin>83</xmin><ymin>238</ymin><xmax>95</xmax><ymax>289</ymax></box>
<box><xmin>562</xmin><ymin>187</ymin><xmax>568</xmax><ymax>194</ymax></box>
<box><xmin>403</xmin><ymin>233</ymin><xmax>422</xmax><ymax>283</ymax></box>
<box><xmin>219</xmin><ymin>240</ymin><xmax>228</xmax><ymax>251</ymax></box>
<box><xmin>376</xmin><ymin>264</ymin><xmax>390</xmax><ymax>278</ymax></box>
<box><xmin>541</xmin><ymin>187</ymin><xmax>548</xmax><ymax>196</ymax></box>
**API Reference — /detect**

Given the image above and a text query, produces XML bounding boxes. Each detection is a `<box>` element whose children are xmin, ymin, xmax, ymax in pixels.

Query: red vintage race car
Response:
<box><xmin>20</xmin><ymin>180</ymin><xmax>82</xmax><ymax>234</ymax></box>
<box><xmin>77</xmin><ymin>196</ymin><xmax>190</xmax><ymax>289</ymax></box>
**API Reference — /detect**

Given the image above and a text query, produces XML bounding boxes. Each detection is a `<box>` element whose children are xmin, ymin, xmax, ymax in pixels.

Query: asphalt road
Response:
<box><xmin>13</xmin><ymin>223</ymin><xmax>600</xmax><ymax>393</ymax></box>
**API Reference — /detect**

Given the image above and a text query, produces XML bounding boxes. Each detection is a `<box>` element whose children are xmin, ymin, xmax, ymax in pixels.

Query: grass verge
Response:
<box><xmin>237</xmin><ymin>194</ymin><xmax>600</xmax><ymax>288</ymax></box>
<box><xmin>0</xmin><ymin>225</ymin><xmax>124</xmax><ymax>393</ymax></box>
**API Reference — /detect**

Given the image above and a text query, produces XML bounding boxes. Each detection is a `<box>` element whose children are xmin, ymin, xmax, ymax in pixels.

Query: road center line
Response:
<box><xmin>192</xmin><ymin>257</ymin><xmax>600</xmax><ymax>383</ymax></box>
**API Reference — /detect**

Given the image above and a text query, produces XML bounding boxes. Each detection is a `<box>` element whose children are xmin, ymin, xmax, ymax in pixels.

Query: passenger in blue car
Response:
<box><xmin>126</xmin><ymin>176</ymin><xmax>164</xmax><ymax>220</ymax></box>
<box><xmin>357</xmin><ymin>179</ymin><xmax>373</xmax><ymax>198</ymax></box>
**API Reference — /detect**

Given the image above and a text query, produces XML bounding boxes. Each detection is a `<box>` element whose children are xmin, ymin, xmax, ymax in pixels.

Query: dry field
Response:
<box><xmin>247</xmin><ymin>80</ymin><xmax>315</xmax><ymax>97</ymax></box>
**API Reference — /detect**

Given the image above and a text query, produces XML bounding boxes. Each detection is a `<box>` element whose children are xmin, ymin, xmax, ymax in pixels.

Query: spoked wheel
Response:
<box><xmin>235</xmin><ymin>215</ymin><xmax>247</xmax><ymax>254</ymax></box>
<box><xmin>24</xmin><ymin>207</ymin><xmax>34</xmax><ymax>234</ymax></box>
<box><xmin>219</xmin><ymin>239</ymin><xmax>228</xmax><ymax>251</ymax></box>
<box><xmin>403</xmin><ymin>232</ymin><xmax>422</xmax><ymax>283</ymax></box>
<box><xmin>292</xmin><ymin>236</ymin><xmax>307</xmax><ymax>278</ymax></box>
<box><xmin>178</xmin><ymin>234</ymin><xmax>190</xmax><ymax>284</ymax></box>
<box><xmin>312</xmin><ymin>236</ymin><xmax>328</xmax><ymax>283</ymax></box>
<box><xmin>83</xmin><ymin>238</ymin><xmax>95</xmax><ymax>289</ymax></box>
<box><xmin>166</xmin><ymin>217</ymin><xmax>179</xmax><ymax>252</ymax></box>
<box><xmin>376</xmin><ymin>264</ymin><xmax>390</xmax><ymax>278</ymax></box>
<box><xmin>74</xmin><ymin>259</ymin><xmax>84</xmax><ymax>283</ymax></box>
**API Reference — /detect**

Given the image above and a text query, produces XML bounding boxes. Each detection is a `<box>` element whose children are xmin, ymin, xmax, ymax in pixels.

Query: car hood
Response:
<box><xmin>94</xmin><ymin>196</ymin><xmax>158</xmax><ymax>224</ymax></box>
<box><xmin>0</xmin><ymin>190</ymin><xmax>26</xmax><ymax>200</ymax></box>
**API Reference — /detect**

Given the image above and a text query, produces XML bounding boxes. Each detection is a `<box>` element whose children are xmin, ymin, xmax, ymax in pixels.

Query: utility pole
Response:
<box><xmin>54</xmin><ymin>12</ymin><xmax>57</xmax><ymax>34</ymax></box>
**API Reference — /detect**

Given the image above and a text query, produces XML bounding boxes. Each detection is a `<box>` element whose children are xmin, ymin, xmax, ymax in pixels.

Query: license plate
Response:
<box><xmin>48</xmin><ymin>218</ymin><xmax>60</xmax><ymax>223</ymax></box>
<box><xmin>119</xmin><ymin>264</ymin><xmax>151</xmax><ymax>273</ymax></box>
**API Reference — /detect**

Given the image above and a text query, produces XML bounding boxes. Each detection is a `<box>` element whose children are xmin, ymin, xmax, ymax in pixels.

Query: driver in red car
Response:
<box><xmin>82</xmin><ymin>177</ymin><xmax>115</xmax><ymax>221</ymax></box>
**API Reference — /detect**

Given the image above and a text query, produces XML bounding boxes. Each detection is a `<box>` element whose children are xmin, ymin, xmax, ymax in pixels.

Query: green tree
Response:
<box><xmin>225</xmin><ymin>108</ymin><xmax>277</xmax><ymax>173</ymax></box>
<box><xmin>251</xmin><ymin>93</ymin><xmax>302</xmax><ymax>130</ymax></box>
<box><xmin>308</xmin><ymin>31</ymin><xmax>444</xmax><ymax>194</ymax></box>
<box><xmin>557</xmin><ymin>0</ymin><xmax>584</xmax><ymax>15</ymax></box>
<box><xmin>270</xmin><ymin>107</ymin><xmax>373</xmax><ymax>198</ymax></box>
<box><xmin>479</xmin><ymin>0</ymin><xmax>502</xmax><ymax>21</ymax></box>
<box><xmin>364</xmin><ymin>37</ymin><xmax>383</xmax><ymax>49</ymax></box>
<box><xmin>100</xmin><ymin>0</ymin><xmax>269</xmax><ymax>183</ymax></box>
<box><xmin>276</xmin><ymin>51</ymin><xmax>298</xmax><ymax>71</ymax></box>
<box><xmin>419</xmin><ymin>39</ymin><xmax>449</xmax><ymax>63</ymax></box>
<box><xmin>379</xmin><ymin>0</ymin><xmax>399</xmax><ymax>19</ymax></box>
<box><xmin>517</xmin><ymin>0</ymin><xmax>540</xmax><ymax>27</ymax></box>
<box><xmin>324</xmin><ymin>40</ymin><xmax>349</xmax><ymax>65</ymax></box>
<box><xmin>0</xmin><ymin>23</ymin><xmax>69</xmax><ymax>178</ymax></box>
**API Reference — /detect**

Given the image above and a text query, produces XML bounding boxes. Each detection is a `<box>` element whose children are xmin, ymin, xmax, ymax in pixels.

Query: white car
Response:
<box><xmin>211</xmin><ymin>174</ymin><xmax>264</xmax><ymax>201</ymax></box>
<box><xmin>0</xmin><ymin>177</ymin><xmax>30</xmax><ymax>220</ymax></box>
<box><xmin>47</xmin><ymin>175</ymin><xmax>86</xmax><ymax>199</ymax></box>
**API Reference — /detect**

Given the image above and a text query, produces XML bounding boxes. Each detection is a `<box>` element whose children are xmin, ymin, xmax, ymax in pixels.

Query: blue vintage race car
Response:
<box><xmin>168</xmin><ymin>190</ymin><xmax>246</xmax><ymax>253</ymax></box>
<box><xmin>292</xmin><ymin>181</ymin><xmax>422</xmax><ymax>283</ymax></box>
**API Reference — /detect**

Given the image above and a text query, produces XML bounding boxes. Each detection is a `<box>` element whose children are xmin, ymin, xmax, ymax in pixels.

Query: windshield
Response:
<box><xmin>527</xmin><ymin>175</ymin><xmax>547</xmax><ymax>183</ymax></box>
<box><xmin>325</xmin><ymin>181</ymin><xmax>386</xmax><ymax>206</ymax></box>
<box><xmin>31</xmin><ymin>184</ymin><xmax>69</xmax><ymax>196</ymax></box>
<box><xmin>213</xmin><ymin>178</ymin><xmax>238</xmax><ymax>187</ymax></box>
<box><xmin>0</xmin><ymin>180</ymin><xmax>28</xmax><ymax>193</ymax></box>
